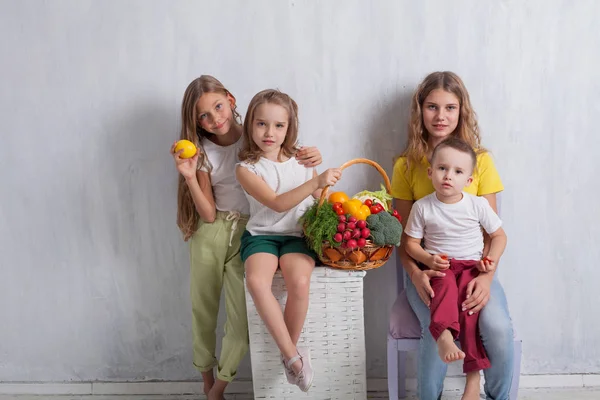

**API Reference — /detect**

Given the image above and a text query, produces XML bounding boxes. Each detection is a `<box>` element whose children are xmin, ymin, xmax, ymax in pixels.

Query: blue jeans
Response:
<box><xmin>405</xmin><ymin>272</ymin><xmax>514</xmax><ymax>400</ymax></box>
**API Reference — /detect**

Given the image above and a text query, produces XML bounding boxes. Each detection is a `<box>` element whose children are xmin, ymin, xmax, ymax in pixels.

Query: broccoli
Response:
<box><xmin>366</xmin><ymin>211</ymin><xmax>403</xmax><ymax>246</ymax></box>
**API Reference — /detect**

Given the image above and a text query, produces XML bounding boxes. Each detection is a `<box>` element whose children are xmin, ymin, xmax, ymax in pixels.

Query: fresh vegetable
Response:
<box><xmin>342</xmin><ymin>199</ymin><xmax>371</xmax><ymax>221</ymax></box>
<box><xmin>366</xmin><ymin>211</ymin><xmax>403</xmax><ymax>246</ymax></box>
<box><xmin>352</xmin><ymin>185</ymin><xmax>392</xmax><ymax>211</ymax></box>
<box><xmin>300</xmin><ymin>200</ymin><xmax>340</xmax><ymax>256</ymax></box>
<box><xmin>328</xmin><ymin>191</ymin><xmax>349</xmax><ymax>204</ymax></box>
<box><xmin>370</xmin><ymin>203</ymin><xmax>384</xmax><ymax>214</ymax></box>
<box><xmin>332</xmin><ymin>202</ymin><xmax>345</xmax><ymax>215</ymax></box>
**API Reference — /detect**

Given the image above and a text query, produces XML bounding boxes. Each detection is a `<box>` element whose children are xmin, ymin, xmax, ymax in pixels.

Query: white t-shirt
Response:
<box><xmin>405</xmin><ymin>192</ymin><xmax>502</xmax><ymax>261</ymax></box>
<box><xmin>238</xmin><ymin>157</ymin><xmax>315</xmax><ymax>236</ymax></box>
<box><xmin>198</xmin><ymin>137</ymin><xmax>250</xmax><ymax>215</ymax></box>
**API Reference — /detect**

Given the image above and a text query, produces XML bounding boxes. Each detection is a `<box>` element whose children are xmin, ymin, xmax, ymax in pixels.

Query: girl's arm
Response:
<box><xmin>186</xmin><ymin>170</ymin><xmax>217</xmax><ymax>223</ymax></box>
<box><xmin>171</xmin><ymin>142</ymin><xmax>216</xmax><ymax>223</ymax></box>
<box><xmin>311</xmin><ymin>169</ymin><xmax>323</xmax><ymax>199</ymax></box>
<box><xmin>396</xmin><ymin>199</ymin><xmax>422</xmax><ymax>279</ymax></box>
<box><xmin>296</xmin><ymin>146</ymin><xmax>322</xmax><ymax>167</ymax></box>
<box><xmin>236</xmin><ymin>166</ymin><xmax>340</xmax><ymax>213</ymax></box>
<box><xmin>481</xmin><ymin>193</ymin><xmax>498</xmax><ymax>256</ymax></box>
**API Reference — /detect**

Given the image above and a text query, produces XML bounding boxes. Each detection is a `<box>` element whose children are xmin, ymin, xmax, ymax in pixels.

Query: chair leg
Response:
<box><xmin>387</xmin><ymin>336</ymin><xmax>399</xmax><ymax>400</ymax></box>
<box><xmin>510</xmin><ymin>339</ymin><xmax>522</xmax><ymax>400</ymax></box>
<box><xmin>398</xmin><ymin>350</ymin><xmax>407</xmax><ymax>398</ymax></box>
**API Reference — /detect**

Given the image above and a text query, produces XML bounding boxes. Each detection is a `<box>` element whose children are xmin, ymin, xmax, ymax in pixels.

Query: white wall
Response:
<box><xmin>1</xmin><ymin>0</ymin><xmax>599</xmax><ymax>382</ymax></box>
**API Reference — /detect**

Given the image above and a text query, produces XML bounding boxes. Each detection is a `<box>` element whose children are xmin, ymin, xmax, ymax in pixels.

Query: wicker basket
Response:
<box><xmin>309</xmin><ymin>158</ymin><xmax>396</xmax><ymax>271</ymax></box>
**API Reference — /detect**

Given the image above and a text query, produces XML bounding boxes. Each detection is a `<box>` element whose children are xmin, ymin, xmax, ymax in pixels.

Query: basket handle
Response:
<box><xmin>317</xmin><ymin>158</ymin><xmax>392</xmax><ymax>209</ymax></box>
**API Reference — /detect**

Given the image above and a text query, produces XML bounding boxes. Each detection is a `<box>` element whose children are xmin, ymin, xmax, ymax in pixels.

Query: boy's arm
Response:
<box><xmin>479</xmin><ymin>227</ymin><xmax>507</xmax><ymax>272</ymax></box>
<box><xmin>405</xmin><ymin>236</ymin><xmax>433</xmax><ymax>266</ymax></box>
<box><xmin>403</xmin><ymin>202</ymin><xmax>449</xmax><ymax>271</ymax></box>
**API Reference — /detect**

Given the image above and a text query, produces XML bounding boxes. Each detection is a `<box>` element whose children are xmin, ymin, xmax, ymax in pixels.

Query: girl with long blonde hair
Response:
<box><xmin>171</xmin><ymin>76</ymin><xmax>322</xmax><ymax>400</ymax></box>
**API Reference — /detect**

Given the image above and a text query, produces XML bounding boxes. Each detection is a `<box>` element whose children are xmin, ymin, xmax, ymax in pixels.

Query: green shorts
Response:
<box><xmin>240</xmin><ymin>230</ymin><xmax>317</xmax><ymax>262</ymax></box>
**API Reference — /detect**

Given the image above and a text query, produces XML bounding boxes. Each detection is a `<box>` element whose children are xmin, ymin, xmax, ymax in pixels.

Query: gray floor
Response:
<box><xmin>2</xmin><ymin>388</ymin><xmax>600</xmax><ymax>399</ymax></box>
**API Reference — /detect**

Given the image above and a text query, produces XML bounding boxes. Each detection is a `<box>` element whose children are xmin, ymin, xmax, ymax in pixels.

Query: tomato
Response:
<box><xmin>364</xmin><ymin>199</ymin><xmax>373</xmax><ymax>207</ymax></box>
<box><xmin>370</xmin><ymin>204</ymin><xmax>384</xmax><ymax>214</ymax></box>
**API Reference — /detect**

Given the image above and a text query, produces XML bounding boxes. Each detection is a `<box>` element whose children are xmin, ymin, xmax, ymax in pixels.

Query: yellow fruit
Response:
<box><xmin>328</xmin><ymin>191</ymin><xmax>350</xmax><ymax>204</ymax></box>
<box><xmin>174</xmin><ymin>140</ymin><xmax>197</xmax><ymax>159</ymax></box>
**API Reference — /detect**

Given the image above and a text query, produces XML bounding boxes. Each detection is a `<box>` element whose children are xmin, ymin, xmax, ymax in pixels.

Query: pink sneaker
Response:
<box><xmin>293</xmin><ymin>347</ymin><xmax>314</xmax><ymax>392</ymax></box>
<box><xmin>281</xmin><ymin>353</ymin><xmax>295</xmax><ymax>384</ymax></box>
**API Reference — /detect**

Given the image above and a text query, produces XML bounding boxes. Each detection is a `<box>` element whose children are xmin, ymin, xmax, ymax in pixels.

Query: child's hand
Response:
<box><xmin>296</xmin><ymin>146</ymin><xmax>322</xmax><ymax>167</ymax></box>
<box><xmin>478</xmin><ymin>256</ymin><xmax>496</xmax><ymax>272</ymax></box>
<box><xmin>317</xmin><ymin>168</ymin><xmax>342</xmax><ymax>188</ymax></box>
<box><xmin>428</xmin><ymin>254</ymin><xmax>450</xmax><ymax>271</ymax></box>
<box><xmin>171</xmin><ymin>141</ymin><xmax>199</xmax><ymax>180</ymax></box>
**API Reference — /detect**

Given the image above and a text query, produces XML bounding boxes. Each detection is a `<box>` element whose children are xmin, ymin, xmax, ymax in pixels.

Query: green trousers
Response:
<box><xmin>189</xmin><ymin>211</ymin><xmax>249</xmax><ymax>382</ymax></box>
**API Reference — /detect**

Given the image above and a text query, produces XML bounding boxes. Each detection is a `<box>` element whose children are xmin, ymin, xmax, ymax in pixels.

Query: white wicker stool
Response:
<box><xmin>244</xmin><ymin>267</ymin><xmax>367</xmax><ymax>400</ymax></box>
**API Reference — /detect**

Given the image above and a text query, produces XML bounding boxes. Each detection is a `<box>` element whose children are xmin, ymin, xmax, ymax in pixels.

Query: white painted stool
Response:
<box><xmin>245</xmin><ymin>267</ymin><xmax>367</xmax><ymax>400</ymax></box>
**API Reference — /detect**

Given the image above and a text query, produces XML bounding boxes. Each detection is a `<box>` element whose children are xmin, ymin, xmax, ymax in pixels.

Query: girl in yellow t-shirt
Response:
<box><xmin>390</xmin><ymin>71</ymin><xmax>514</xmax><ymax>400</ymax></box>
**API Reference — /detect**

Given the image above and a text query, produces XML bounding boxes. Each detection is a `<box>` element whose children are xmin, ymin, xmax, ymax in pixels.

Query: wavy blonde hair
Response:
<box><xmin>176</xmin><ymin>75</ymin><xmax>241</xmax><ymax>241</ymax></box>
<box><xmin>401</xmin><ymin>71</ymin><xmax>484</xmax><ymax>168</ymax></box>
<box><xmin>238</xmin><ymin>89</ymin><xmax>300</xmax><ymax>163</ymax></box>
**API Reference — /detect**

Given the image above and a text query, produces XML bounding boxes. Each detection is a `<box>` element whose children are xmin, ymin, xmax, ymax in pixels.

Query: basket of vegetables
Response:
<box><xmin>301</xmin><ymin>158</ymin><xmax>403</xmax><ymax>271</ymax></box>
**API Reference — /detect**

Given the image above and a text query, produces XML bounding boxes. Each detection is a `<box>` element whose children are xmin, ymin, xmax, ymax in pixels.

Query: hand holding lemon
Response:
<box><xmin>171</xmin><ymin>140</ymin><xmax>200</xmax><ymax>180</ymax></box>
<box><xmin>173</xmin><ymin>140</ymin><xmax>197</xmax><ymax>158</ymax></box>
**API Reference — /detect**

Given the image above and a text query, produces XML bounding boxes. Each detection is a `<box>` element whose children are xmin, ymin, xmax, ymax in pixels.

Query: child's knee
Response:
<box><xmin>286</xmin><ymin>274</ymin><xmax>311</xmax><ymax>298</ymax></box>
<box><xmin>245</xmin><ymin>274</ymin><xmax>271</xmax><ymax>295</ymax></box>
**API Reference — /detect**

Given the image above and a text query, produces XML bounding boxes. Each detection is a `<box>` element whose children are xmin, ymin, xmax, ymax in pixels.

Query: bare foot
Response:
<box><xmin>207</xmin><ymin>379</ymin><xmax>228</xmax><ymax>400</ymax></box>
<box><xmin>462</xmin><ymin>371</ymin><xmax>481</xmax><ymax>400</ymax></box>
<box><xmin>201</xmin><ymin>370</ymin><xmax>215</xmax><ymax>396</ymax></box>
<box><xmin>436</xmin><ymin>329</ymin><xmax>465</xmax><ymax>363</ymax></box>
<box><xmin>207</xmin><ymin>391</ymin><xmax>226</xmax><ymax>400</ymax></box>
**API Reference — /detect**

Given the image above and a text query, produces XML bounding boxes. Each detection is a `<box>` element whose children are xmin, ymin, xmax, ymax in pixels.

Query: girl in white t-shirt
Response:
<box><xmin>171</xmin><ymin>76</ymin><xmax>322</xmax><ymax>400</ymax></box>
<box><xmin>236</xmin><ymin>89</ymin><xmax>342</xmax><ymax>392</ymax></box>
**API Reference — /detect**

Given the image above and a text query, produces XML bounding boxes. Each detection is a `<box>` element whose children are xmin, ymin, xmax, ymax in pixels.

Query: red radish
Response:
<box><xmin>347</xmin><ymin>222</ymin><xmax>356</xmax><ymax>230</ymax></box>
<box><xmin>333</xmin><ymin>233</ymin><xmax>343</xmax><ymax>242</ymax></box>
<box><xmin>340</xmin><ymin>242</ymin><xmax>347</xmax><ymax>249</ymax></box>
<box><xmin>338</xmin><ymin>215</ymin><xmax>347</xmax><ymax>223</ymax></box>
<box><xmin>356</xmin><ymin>220</ymin><xmax>367</xmax><ymax>229</ymax></box>
<box><xmin>348</xmin><ymin>216</ymin><xmax>357</xmax><ymax>223</ymax></box>
<box><xmin>337</xmin><ymin>223</ymin><xmax>346</xmax><ymax>232</ymax></box>
<box><xmin>357</xmin><ymin>238</ymin><xmax>367</xmax><ymax>247</ymax></box>
<box><xmin>361</xmin><ymin>228</ymin><xmax>371</xmax><ymax>238</ymax></box>
<box><xmin>343</xmin><ymin>231</ymin><xmax>352</xmax><ymax>241</ymax></box>
<box><xmin>347</xmin><ymin>239</ymin><xmax>358</xmax><ymax>249</ymax></box>
<box><xmin>352</xmin><ymin>228</ymin><xmax>361</xmax><ymax>239</ymax></box>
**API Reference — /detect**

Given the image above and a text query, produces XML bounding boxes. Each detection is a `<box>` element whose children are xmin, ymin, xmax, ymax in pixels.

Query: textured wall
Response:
<box><xmin>1</xmin><ymin>0</ymin><xmax>599</xmax><ymax>382</ymax></box>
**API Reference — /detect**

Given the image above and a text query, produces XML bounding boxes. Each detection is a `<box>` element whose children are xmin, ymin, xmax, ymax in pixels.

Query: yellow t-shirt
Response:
<box><xmin>390</xmin><ymin>152</ymin><xmax>504</xmax><ymax>201</ymax></box>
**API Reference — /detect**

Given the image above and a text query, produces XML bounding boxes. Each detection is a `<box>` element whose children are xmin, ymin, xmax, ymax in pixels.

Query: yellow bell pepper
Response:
<box><xmin>355</xmin><ymin>204</ymin><xmax>371</xmax><ymax>221</ymax></box>
<box><xmin>342</xmin><ymin>199</ymin><xmax>371</xmax><ymax>220</ymax></box>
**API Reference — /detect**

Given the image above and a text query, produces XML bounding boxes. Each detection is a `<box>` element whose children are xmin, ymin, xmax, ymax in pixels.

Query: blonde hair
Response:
<box><xmin>176</xmin><ymin>75</ymin><xmax>241</xmax><ymax>240</ymax></box>
<box><xmin>401</xmin><ymin>71</ymin><xmax>484</xmax><ymax>168</ymax></box>
<box><xmin>238</xmin><ymin>89</ymin><xmax>300</xmax><ymax>163</ymax></box>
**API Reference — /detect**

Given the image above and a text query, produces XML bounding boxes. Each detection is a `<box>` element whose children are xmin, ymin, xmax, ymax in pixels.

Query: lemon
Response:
<box><xmin>174</xmin><ymin>140</ymin><xmax>197</xmax><ymax>159</ymax></box>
